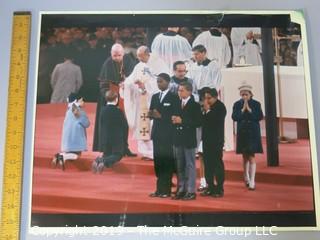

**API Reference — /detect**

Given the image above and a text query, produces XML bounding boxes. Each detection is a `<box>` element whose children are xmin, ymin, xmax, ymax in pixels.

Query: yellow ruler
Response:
<box><xmin>0</xmin><ymin>12</ymin><xmax>31</xmax><ymax>240</ymax></box>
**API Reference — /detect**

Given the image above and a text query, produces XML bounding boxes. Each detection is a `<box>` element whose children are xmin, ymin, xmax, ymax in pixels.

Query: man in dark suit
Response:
<box><xmin>201</xmin><ymin>88</ymin><xmax>227</xmax><ymax>197</ymax></box>
<box><xmin>148</xmin><ymin>73</ymin><xmax>180</xmax><ymax>198</ymax></box>
<box><xmin>92</xmin><ymin>90</ymin><xmax>127</xmax><ymax>173</ymax></box>
<box><xmin>171</xmin><ymin>81</ymin><xmax>202</xmax><ymax>200</ymax></box>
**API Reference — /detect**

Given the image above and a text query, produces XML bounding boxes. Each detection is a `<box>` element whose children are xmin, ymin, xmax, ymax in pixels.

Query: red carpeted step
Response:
<box><xmin>31</xmin><ymin>168</ymin><xmax>314</xmax><ymax>214</ymax></box>
<box><xmin>35</xmin><ymin>155</ymin><xmax>313</xmax><ymax>186</ymax></box>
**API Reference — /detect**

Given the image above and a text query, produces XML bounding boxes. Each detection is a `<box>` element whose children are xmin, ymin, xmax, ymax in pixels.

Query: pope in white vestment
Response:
<box><xmin>151</xmin><ymin>27</ymin><xmax>192</xmax><ymax>75</ymax></box>
<box><xmin>192</xmin><ymin>28</ymin><xmax>231</xmax><ymax>68</ymax></box>
<box><xmin>123</xmin><ymin>46</ymin><xmax>169</xmax><ymax>160</ymax></box>
<box><xmin>186</xmin><ymin>45</ymin><xmax>222</xmax><ymax>92</ymax></box>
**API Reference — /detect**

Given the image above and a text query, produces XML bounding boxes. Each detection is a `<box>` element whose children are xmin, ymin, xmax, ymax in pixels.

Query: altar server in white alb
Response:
<box><xmin>187</xmin><ymin>44</ymin><xmax>222</xmax><ymax>92</ymax></box>
<box><xmin>151</xmin><ymin>27</ymin><xmax>192</xmax><ymax>75</ymax></box>
<box><xmin>231</xmin><ymin>27</ymin><xmax>261</xmax><ymax>65</ymax></box>
<box><xmin>192</xmin><ymin>28</ymin><xmax>231</xmax><ymax>68</ymax></box>
<box><xmin>122</xmin><ymin>46</ymin><xmax>169</xmax><ymax>160</ymax></box>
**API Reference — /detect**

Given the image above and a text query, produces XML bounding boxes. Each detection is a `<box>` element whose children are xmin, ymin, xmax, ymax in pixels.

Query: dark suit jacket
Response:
<box><xmin>172</xmin><ymin>96</ymin><xmax>202</xmax><ymax>148</ymax></box>
<box><xmin>99</xmin><ymin>104</ymin><xmax>128</xmax><ymax>154</ymax></box>
<box><xmin>150</xmin><ymin>91</ymin><xmax>180</xmax><ymax>144</ymax></box>
<box><xmin>202</xmin><ymin>100</ymin><xmax>227</xmax><ymax>150</ymax></box>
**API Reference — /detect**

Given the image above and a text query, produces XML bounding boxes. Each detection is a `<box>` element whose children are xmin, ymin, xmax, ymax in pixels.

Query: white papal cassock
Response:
<box><xmin>123</xmin><ymin>54</ymin><xmax>169</xmax><ymax>159</ymax></box>
<box><xmin>192</xmin><ymin>30</ymin><xmax>231</xmax><ymax>68</ymax></box>
<box><xmin>151</xmin><ymin>32</ymin><xmax>192</xmax><ymax>75</ymax></box>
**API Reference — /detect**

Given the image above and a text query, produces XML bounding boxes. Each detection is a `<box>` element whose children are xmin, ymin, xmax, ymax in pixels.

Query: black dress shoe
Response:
<box><xmin>212</xmin><ymin>190</ymin><xmax>224</xmax><ymax>198</ymax></box>
<box><xmin>171</xmin><ymin>191</ymin><xmax>186</xmax><ymax>200</ymax></box>
<box><xmin>182</xmin><ymin>192</ymin><xmax>196</xmax><ymax>200</ymax></box>
<box><xmin>159</xmin><ymin>193</ymin><xmax>170</xmax><ymax>198</ymax></box>
<box><xmin>125</xmin><ymin>149</ymin><xmax>137</xmax><ymax>157</ymax></box>
<box><xmin>57</xmin><ymin>154</ymin><xmax>65</xmax><ymax>171</ymax></box>
<box><xmin>51</xmin><ymin>153</ymin><xmax>59</xmax><ymax>168</ymax></box>
<box><xmin>97</xmin><ymin>162</ymin><xmax>105</xmax><ymax>173</ymax></box>
<box><xmin>92</xmin><ymin>161</ymin><xmax>98</xmax><ymax>173</ymax></box>
<box><xmin>149</xmin><ymin>192</ymin><xmax>160</xmax><ymax>197</ymax></box>
<box><xmin>141</xmin><ymin>156</ymin><xmax>153</xmax><ymax>161</ymax></box>
<box><xmin>200</xmin><ymin>189</ymin><xmax>213</xmax><ymax>196</ymax></box>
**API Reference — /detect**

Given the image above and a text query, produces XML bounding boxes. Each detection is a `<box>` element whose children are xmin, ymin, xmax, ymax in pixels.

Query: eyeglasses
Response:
<box><xmin>241</xmin><ymin>93</ymin><xmax>249</xmax><ymax>96</ymax></box>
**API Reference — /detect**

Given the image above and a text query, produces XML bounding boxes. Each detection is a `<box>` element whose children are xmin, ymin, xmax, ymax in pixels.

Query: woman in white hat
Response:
<box><xmin>232</xmin><ymin>83</ymin><xmax>263</xmax><ymax>190</ymax></box>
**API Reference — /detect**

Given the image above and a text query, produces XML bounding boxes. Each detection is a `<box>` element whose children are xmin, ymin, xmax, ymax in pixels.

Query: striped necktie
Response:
<box><xmin>159</xmin><ymin>91</ymin><xmax>163</xmax><ymax>102</ymax></box>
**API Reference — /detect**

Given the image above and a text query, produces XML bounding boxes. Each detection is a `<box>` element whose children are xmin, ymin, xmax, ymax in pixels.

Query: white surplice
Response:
<box><xmin>239</xmin><ymin>39</ymin><xmax>262</xmax><ymax>65</ymax></box>
<box><xmin>187</xmin><ymin>60</ymin><xmax>222</xmax><ymax>91</ymax></box>
<box><xmin>151</xmin><ymin>33</ymin><xmax>192</xmax><ymax>75</ymax></box>
<box><xmin>192</xmin><ymin>31</ymin><xmax>231</xmax><ymax>68</ymax></box>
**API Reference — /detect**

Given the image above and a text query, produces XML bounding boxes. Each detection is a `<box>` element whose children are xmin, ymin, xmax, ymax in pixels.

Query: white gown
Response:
<box><xmin>192</xmin><ymin>31</ymin><xmax>231</xmax><ymax>68</ymax></box>
<box><xmin>239</xmin><ymin>39</ymin><xmax>262</xmax><ymax>65</ymax></box>
<box><xmin>187</xmin><ymin>60</ymin><xmax>222</xmax><ymax>91</ymax></box>
<box><xmin>151</xmin><ymin>32</ymin><xmax>192</xmax><ymax>75</ymax></box>
<box><xmin>123</xmin><ymin>54</ymin><xmax>169</xmax><ymax>158</ymax></box>
<box><xmin>231</xmin><ymin>27</ymin><xmax>261</xmax><ymax>65</ymax></box>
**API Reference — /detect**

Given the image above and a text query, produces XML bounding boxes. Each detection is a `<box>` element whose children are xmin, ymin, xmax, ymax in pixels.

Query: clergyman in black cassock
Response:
<box><xmin>92</xmin><ymin>44</ymin><xmax>137</xmax><ymax>156</ymax></box>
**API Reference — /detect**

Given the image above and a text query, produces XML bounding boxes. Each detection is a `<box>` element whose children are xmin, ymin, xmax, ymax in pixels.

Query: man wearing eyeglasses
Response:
<box><xmin>169</xmin><ymin>61</ymin><xmax>199</xmax><ymax>102</ymax></box>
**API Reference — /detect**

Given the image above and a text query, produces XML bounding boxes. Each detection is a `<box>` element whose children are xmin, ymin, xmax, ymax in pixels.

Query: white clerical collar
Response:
<box><xmin>159</xmin><ymin>88</ymin><xmax>170</xmax><ymax>102</ymax></box>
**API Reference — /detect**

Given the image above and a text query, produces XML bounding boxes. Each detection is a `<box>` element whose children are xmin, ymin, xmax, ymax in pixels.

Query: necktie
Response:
<box><xmin>182</xmin><ymin>101</ymin><xmax>186</xmax><ymax>109</ymax></box>
<box><xmin>159</xmin><ymin>91</ymin><xmax>163</xmax><ymax>102</ymax></box>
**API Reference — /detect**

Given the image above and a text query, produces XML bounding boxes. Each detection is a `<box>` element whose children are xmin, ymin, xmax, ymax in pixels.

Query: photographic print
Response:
<box><xmin>30</xmin><ymin>11</ymin><xmax>318</xmax><ymax>228</ymax></box>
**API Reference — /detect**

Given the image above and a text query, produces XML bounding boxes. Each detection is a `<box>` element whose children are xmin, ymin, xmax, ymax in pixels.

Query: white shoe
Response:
<box><xmin>248</xmin><ymin>182</ymin><xmax>255</xmax><ymax>191</ymax></box>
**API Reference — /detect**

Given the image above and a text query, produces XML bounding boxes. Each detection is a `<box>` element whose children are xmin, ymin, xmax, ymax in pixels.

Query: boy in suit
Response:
<box><xmin>148</xmin><ymin>73</ymin><xmax>180</xmax><ymax>198</ymax></box>
<box><xmin>201</xmin><ymin>88</ymin><xmax>227</xmax><ymax>198</ymax></box>
<box><xmin>171</xmin><ymin>81</ymin><xmax>202</xmax><ymax>200</ymax></box>
<box><xmin>92</xmin><ymin>90</ymin><xmax>128</xmax><ymax>173</ymax></box>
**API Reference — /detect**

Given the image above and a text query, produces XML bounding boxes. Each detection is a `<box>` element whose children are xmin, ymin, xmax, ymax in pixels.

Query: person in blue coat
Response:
<box><xmin>232</xmin><ymin>83</ymin><xmax>263</xmax><ymax>190</ymax></box>
<box><xmin>52</xmin><ymin>93</ymin><xmax>90</xmax><ymax>170</ymax></box>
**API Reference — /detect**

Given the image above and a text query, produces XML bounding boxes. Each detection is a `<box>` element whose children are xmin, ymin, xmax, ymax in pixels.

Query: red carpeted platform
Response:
<box><xmin>32</xmin><ymin>103</ymin><xmax>315</xmax><ymax>214</ymax></box>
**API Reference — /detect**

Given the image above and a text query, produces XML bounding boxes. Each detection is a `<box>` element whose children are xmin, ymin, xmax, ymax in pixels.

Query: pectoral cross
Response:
<box><xmin>140</xmin><ymin>127</ymin><xmax>149</xmax><ymax>136</ymax></box>
<box><xmin>140</xmin><ymin>112</ymin><xmax>149</xmax><ymax>121</ymax></box>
